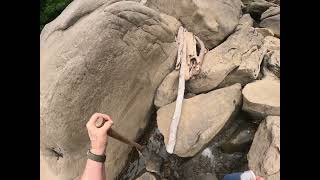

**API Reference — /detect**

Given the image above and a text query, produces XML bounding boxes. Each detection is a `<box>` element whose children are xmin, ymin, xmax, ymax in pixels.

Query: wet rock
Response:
<box><xmin>135</xmin><ymin>172</ymin><xmax>157</xmax><ymax>180</ymax></box>
<box><xmin>188</xmin><ymin>25</ymin><xmax>264</xmax><ymax>94</ymax></box>
<box><xmin>154</xmin><ymin>71</ymin><xmax>179</xmax><ymax>108</ymax></box>
<box><xmin>145</xmin><ymin>0</ymin><xmax>243</xmax><ymax>49</ymax></box>
<box><xmin>157</xmin><ymin>84</ymin><xmax>242</xmax><ymax>157</ymax></box>
<box><xmin>221</xmin><ymin>124</ymin><xmax>256</xmax><ymax>153</ymax></box>
<box><xmin>255</xmin><ymin>28</ymin><xmax>274</xmax><ymax>37</ymax></box>
<box><xmin>260</xmin><ymin>7</ymin><xmax>280</xmax><ymax>37</ymax></box>
<box><xmin>248</xmin><ymin>116</ymin><xmax>280</xmax><ymax>180</ymax></box>
<box><xmin>144</xmin><ymin>151</ymin><xmax>163</xmax><ymax>175</ymax></box>
<box><xmin>242</xmin><ymin>79</ymin><xmax>280</xmax><ymax>119</ymax></box>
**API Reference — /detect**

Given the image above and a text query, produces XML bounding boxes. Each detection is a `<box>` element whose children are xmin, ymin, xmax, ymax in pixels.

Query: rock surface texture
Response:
<box><xmin>188</xmin><ymin>20</ymin><xmax>264</xmax><ymax>94</ymax></box>
<box><xmin>135</xmin><ymin>172</ymin><xmax>157</xmax><ymax>180</ymax></box>
<box><xmin>248</xmin><ymin>116</ymin><xmax>280</xmax><ymax>180</ymax></box>
<box><xmin>242</xmin><ymin>79</ymin><xmax>280</xmax><ymax>119</ymax></box>
<box><xmin>40</xmin><ymin>1</ymin><xmax>180</xmax><ymax>179</ymax></box>
<box><xmin>154</xmin><ymin>70</ymin><xmax>179</xmax><ymax>108</ymax></box>
<box><xmin>260</xmin><ymin>6</ymin><xmax>280</xmax><ymax>37</ymax></box>
<box><xmin>41</xmin><ymin>0</ymin><xmax>280</xmax><ymax>179</ymax></box>
<box><xmin>145</xmin><ymin>0</ymin><xmax>243</xmax><ymax>49</ymax></box>
<box><xmin>157</xmin><ymin>84</ymin><xmax>242</xmax><ymax>157</ymax></box>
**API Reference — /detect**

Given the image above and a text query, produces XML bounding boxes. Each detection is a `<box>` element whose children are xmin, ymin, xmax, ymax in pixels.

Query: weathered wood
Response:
<box><xmin>166</xmin><ymin>27</ymin><xmax>186</xmax><ymax>154</ymax></box>
<box><xmin>192</xmin><ymin>35</ymin><xmax>207</xmax><ymax>76</ymax></box>
<box><xmin>166</xmin><ymin>28</ymin><xmax>207</xmax><ymax>154</ymax></box>
<box><xmin>175</xmin><ymin>27</ymin><xmax>184</xmax><ymax>70</ymax></box>
<box><xmin>185</xmin><ymin>31</ymin><xmax>197</xmax><ymax>80</ymax></box>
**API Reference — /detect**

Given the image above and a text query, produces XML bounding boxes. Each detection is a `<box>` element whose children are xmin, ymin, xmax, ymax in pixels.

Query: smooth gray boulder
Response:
<box><xmin>40</xmin><ymin>1</ymin><xmax>180</xmax><ymax>179</ymax></box>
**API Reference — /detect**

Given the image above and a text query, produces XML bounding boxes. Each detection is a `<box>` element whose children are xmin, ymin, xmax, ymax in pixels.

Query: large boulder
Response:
<box><xmin>40</xmin><ymin>1</ymin><xmax>180</xmax><ymax>179</ymax></box>
<box><xmin>248</xmin><ymin>116</ymin><xmax>280</xmax><ymax>180</ymax></box>
<box><xmin>188</xmin><ymin>20</ymin><xmax>264</xmax><ymax>94</ymax></box>
<box><xmin>260</xmin><ymin>6</ymin><xmax>280</xmax><ymax>37</ymax></box>
<box><xmin>145</xmin><ymin>0</ymin><xmax>243</xmax><ymax>49</ymax></box>
<box><xmin>157</xmin><ymin>83</ymin><xmax>242</xmax><ymax>157</ymax></box>
<box><xmin>242</xmin><ymin>79</ymin><xmax>280</xmax><ymax>119</ymax></box>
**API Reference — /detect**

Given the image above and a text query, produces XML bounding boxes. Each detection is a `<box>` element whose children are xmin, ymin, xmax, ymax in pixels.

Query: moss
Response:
<box><xmin>40</xmin><ymin>0</ymin><xmax>73</xmax><ymax>32</ymax></box>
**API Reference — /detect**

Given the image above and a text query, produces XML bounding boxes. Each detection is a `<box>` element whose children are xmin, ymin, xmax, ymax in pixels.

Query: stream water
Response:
<box><xmin>117</xmin><ymin>109</ymin><xmax>259</xmax><ymax>180</ymax></box>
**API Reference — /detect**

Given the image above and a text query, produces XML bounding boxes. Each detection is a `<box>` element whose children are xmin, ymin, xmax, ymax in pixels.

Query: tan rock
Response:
<box><xmin>188</xmin><ymin>26</ymin><xmax>264</xmax><ymax>94</ymax></box>
<box><xmin>248</xmin><ymin>116</ymin><xmax>280</xmax><ymax>180</ymax></box>
<box><xmin>262</xmin><ymin>36</ymin><xmax>280</xmax><ymax>78</ymax></box>
<box><xmin>242</xmin><ymin>79</ymin><xmax>280</xmax><ymax>118</ymax></box>
<box><xmin>40</xmin><ymin>1</ymin><xmax>180</xmax><ymax>179</ymax></box>
<box><xmin>154</xmin><ymin>70</ymin><xmax>179</xmax><ymax>108</ymax></box>
<box><xmin>157</xmin><ymin>84</ymin><xmax>242</xmax><ymax>157</ymax></box>
<box><xmin>260</xmin><ymin>7</ymin><xmax>280</xmax><ymax>37</ymax></box>
<box><xmin>135</xmin><ymin>172</ymin><xmax>157</xmax><ymax>180</ymax></box>
<box><xmin>145</xmin><ymin>0</ymin><xmax>243</xmax><ymax>49</ymax></box>
<box><xmin>255</xmin><ymin>28</ymin><xmax>274</xmax><ymax>37</ymax></box>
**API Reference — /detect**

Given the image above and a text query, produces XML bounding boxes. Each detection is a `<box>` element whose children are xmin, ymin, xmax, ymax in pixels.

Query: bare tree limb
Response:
<box><xmin>166</xmin><ymin>27</ymin><xmax>186</xmax><ymax>154</ymax></box>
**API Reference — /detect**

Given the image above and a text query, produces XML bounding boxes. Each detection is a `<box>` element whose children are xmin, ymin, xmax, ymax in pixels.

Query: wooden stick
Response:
<box><xmin>166</xmin><ymin>27</ymin><xmax>186</xmax><ymax>154</ymax></box>
<box><xmin>175</xmin><ymin>27</ymin><xmax>184</xmax><ymax>70</ymax></box>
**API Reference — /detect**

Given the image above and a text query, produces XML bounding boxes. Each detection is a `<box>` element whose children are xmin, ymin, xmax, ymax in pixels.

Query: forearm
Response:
<box><xmin>81</xmin><ymin>159</ymin><xmax>106</xmax><ymax>180</ymax></box>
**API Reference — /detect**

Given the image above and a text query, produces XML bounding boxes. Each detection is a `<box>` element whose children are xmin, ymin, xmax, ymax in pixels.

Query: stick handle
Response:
<box><xmin>95</xmin><ymin>117</ymin><xmax>144</xmax><ymax>151</ymax></box>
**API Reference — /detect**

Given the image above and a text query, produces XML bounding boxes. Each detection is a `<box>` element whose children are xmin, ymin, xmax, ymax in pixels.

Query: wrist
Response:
<box><xmin>90</xmin><ymin>147</ymin><xmax>106</xmax><ymax>155</ymax></box>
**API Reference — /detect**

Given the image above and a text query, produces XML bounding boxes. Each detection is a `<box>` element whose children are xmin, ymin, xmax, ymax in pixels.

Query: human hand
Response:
<box><xmin>255</xmin><ymin>176</ymin><xmax>264</xmax><ymax>180</ymax></box>
<box><xmin>86</xmin><ymin>113</ymin><xmax>113</xmax><ymax>155</ymax></box>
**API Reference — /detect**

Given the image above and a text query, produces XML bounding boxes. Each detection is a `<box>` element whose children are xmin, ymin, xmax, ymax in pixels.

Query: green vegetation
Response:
<box><xmin>40</xmin><ymin>0</ymin><xmax>73</xmax><ymax>32</ymax></box>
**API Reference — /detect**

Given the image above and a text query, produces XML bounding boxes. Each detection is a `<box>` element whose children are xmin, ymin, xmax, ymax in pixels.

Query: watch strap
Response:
<box><xmin>87</xmin><ymin>150</ymin><xmax>106</xmax><ymax>163</ymax></box>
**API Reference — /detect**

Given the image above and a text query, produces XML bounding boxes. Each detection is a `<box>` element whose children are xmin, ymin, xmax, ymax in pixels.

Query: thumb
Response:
<box><xmin>100</xmin><ymin>119</ymin><xmax>113</xmax><ymax>132</ymax></box>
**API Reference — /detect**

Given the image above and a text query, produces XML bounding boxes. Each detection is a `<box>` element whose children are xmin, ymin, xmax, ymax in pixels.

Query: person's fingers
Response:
<box><xmin>256</xmin><ymin>176</ymin><xmax>264</xmax><ymax>180</ymax></box>
<box><xmin>101</xmin><ymin>114</ymin><xmax>112</xmax><ymax>121</ymax></box>
<box><xmin>100</xmin><ymin>119</ymin><xmax>113</xmax><ymax>132</ymax></box>
<box><xmin>86</xmin><ymin>113</ymin><xmax>103</xmax><ymax>128</ymax></box>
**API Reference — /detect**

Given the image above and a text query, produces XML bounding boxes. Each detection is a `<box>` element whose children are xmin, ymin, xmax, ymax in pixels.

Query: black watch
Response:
<box><xmin>87</xmin><ymin>150</ymin><xmax>106</xmax><ymax>163</ymax></box>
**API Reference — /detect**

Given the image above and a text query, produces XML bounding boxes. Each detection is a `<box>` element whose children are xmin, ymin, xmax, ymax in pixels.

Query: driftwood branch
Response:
<box><xmin>166</xmin><ymin>27</ymin><xmax>186</xmax><ymax>154</ymax></box>
<box><xmin>166</xmin><ymin>28</ymin><xmax>207</xmax><ymax>154</ymax></box>
<box><xmin>191</xmin><ymin>36</ymin><xmax>207</xmax><ymax>76</ymax></box>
